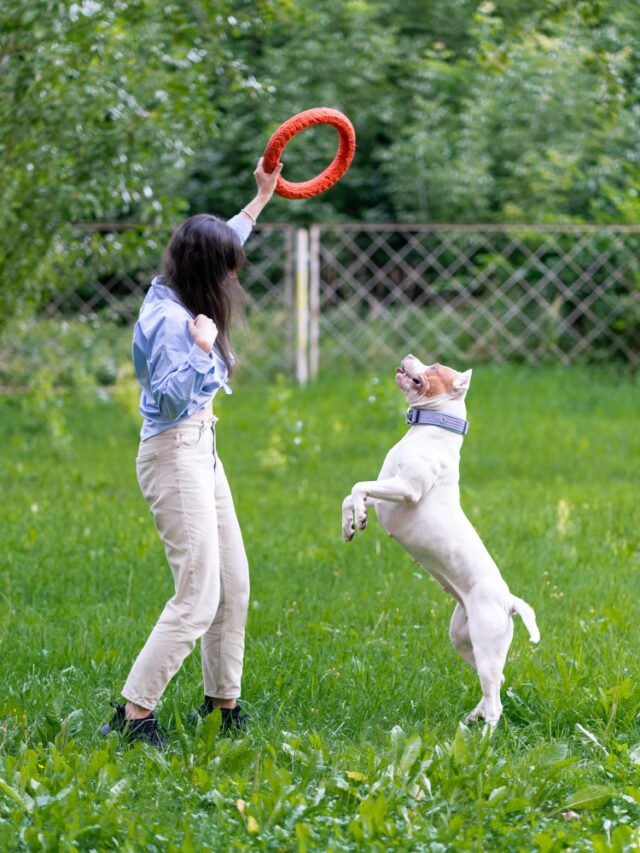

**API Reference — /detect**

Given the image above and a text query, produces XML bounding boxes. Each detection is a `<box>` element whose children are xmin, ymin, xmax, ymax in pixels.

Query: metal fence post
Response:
<box><xmin>295</xmin><ymin>227</ymin><xmax>310</xmax><ymax>384</ymax></box>
<box><xmin>283</xmin><ymin>225</ymin><xmax>296</xmax><ymax>376</ymax></box>
<box><xmin>309</xmin><ymin>225</ymin><xmax>321</xmax><ymax>380</ymax></box>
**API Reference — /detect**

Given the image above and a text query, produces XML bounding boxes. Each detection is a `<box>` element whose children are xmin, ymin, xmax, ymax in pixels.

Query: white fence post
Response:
<box><xmin>283</xmin><ymin>226</ymin><xmax>296</xmax><ymax>376</ymax></box>
<box><xmin>295</xmin><ymin>227</ymin><xmax>309</xmax><ymax>385</ymax></box>
<box><xmin>309</xmin><ymin>225</ymin><xmax>320</xmax><ymax>380</ymax></box>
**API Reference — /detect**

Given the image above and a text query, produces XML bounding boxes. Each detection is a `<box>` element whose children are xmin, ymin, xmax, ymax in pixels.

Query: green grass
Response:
<box><xmin>0</xmin><ymin>364</ymin><xmax>639</xmax><ymax>851</ymax></box>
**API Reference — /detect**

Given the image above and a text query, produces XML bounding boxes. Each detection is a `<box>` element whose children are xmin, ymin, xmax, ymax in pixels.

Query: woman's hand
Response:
<box><xmin>239</xmin><ymin>157</ymin><xmax>284</xmax><ymax>226</ymax></box>
<box><xmin>254</xmin><ymin>156</ymin><xmax>283</xmax><ymax>201</ymax></box>
<box><xmin>188</xmin><ymin>314</ymin><xmax>218</xmax><ymax>354</ymax></box>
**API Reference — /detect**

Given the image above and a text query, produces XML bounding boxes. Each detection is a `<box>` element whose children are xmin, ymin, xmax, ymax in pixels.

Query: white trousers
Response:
<box><xmin>122</xmin><ymin>414</ymin><xmax>250</xmax><ymax>710</ymax></box>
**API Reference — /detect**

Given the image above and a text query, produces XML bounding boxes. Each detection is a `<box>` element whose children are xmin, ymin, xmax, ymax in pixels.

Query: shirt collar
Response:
<box><xmin>150</xmin><ymin>275</ymin><xmax>186</xmax><ymax>309</ymax></box>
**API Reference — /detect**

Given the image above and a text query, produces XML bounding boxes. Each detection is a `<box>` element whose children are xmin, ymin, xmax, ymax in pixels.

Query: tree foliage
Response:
<box><xmin>193</xmin><ymin>0</ymin><xmax>640</xmax><ymax>226</ymax></box>
<box><xmin>0</xmin><ymin>0</ymin><xmax>285</xmax><ymax>314</ymax></box>
<box><xmin>381</xmin><ymin>1</ymin><xmax>640</xmax><ymax>224</ymax></box>
<box><xmin>2</xmin><ymin>0</ymin><xmax>640</xmax><ymax>311</ymax></box>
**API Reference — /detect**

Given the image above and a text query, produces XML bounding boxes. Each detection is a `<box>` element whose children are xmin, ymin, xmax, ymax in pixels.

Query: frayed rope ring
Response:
<box><xmin>263</xmin><ymin>108</ymin><xmax>356</xmax><ymax>199</ymax></box>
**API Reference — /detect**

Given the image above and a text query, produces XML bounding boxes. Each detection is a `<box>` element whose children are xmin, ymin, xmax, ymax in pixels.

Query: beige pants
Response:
<box><xmin>122</xmin><ymin>414</ymin><xmax>250</xmax><ymax>710</ymax></box>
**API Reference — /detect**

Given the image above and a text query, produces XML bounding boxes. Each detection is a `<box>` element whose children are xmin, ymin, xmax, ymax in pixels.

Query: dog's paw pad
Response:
<box><xmin>342</xmin><ymin>524</ymin><xmax>355</xmax><ymax>542</ymax></box>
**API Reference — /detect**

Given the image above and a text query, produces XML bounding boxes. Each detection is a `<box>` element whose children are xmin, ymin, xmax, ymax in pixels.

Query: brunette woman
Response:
<box><xmin>100</xmin><ymin>158</ymin><xmax>282</xmax><ymax>748</ymax></box>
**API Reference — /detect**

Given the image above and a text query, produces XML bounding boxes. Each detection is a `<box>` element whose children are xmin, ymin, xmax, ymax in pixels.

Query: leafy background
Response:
<box><xmin>3</xmin><ymin>0</ymin><xmax>640</xmax><ymax>315</ymax></box>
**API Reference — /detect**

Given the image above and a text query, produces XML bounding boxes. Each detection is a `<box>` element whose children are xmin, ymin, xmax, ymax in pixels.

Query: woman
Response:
<box><xmin>100</xmin><ymin>158</ymin><xmax>283</xmax><ymax>748</ymax></box>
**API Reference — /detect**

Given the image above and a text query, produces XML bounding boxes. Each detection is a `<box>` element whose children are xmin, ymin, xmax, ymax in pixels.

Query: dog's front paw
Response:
<box><xmin>342</xmin><ymin>495</ymin><xmax>356</xmax><ymax>543</ymax></box>
<box><xmin>342</xmin><ymin>521</ymin><xmax>355</xmax><ymax>542</ymax></box>
<box><xmin>351</xmin><ymin>487</ymin><xmax>368</xmax><ymax>531</ymax></box>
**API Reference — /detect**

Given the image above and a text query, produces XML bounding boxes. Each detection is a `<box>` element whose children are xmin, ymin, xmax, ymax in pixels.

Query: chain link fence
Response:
<box><xmin>1</xmin><ymin>223</ymin><xmax>638</xmax><ymax>390</ymax></box>
<box><xmin>0</xmin><ymin>224</ymin><xmax>295</xmax><ymax>389</ymax></box>
<box><xmin>308</xmin><ymin>224</ymin><xmax>640</xmax><ymax>376</ymax></box>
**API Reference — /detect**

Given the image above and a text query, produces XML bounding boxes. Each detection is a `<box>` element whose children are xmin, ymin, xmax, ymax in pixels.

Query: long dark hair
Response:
<box><xmin>161</xmin><ymin>214</ymin><xmax>246</xmax><ymax>371</ymax></box>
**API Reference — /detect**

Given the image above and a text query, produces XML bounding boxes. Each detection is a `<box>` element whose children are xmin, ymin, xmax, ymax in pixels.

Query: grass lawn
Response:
<box><xmin>0</xmin><ymin>363</ymin><xmax>639</xmax><ymax>851</ymax></box>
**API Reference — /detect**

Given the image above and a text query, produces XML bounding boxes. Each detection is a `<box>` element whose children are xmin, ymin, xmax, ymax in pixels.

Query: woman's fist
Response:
<box><xmin>188</xmin><ymin>314</ymin><xmax>218</xmax><ymax>354</ymax></box>
<box><xmin>254</xmin><ymin>155</ymin><xmax>283</xmax><ymax>201</ymax></box>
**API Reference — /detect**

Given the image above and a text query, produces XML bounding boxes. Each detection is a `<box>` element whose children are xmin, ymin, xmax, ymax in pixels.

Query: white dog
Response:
<box><xmin>342</xmin><ymin>355</ymin><xmax>539</xmax><ymax>729</ymax></box>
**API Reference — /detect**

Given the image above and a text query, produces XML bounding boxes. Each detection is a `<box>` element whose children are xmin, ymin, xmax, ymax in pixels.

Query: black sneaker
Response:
<box><xmin>189</xmin><ymin>698</ymin><xmax>247</xmax><ymax>733</ymax></box>
<box><xmin>100</xmin><ymin>701</ymin><xmax>126</xmax><ymax>737</ymax></box>
<box><xmin>100</xmin><ymin>702</ymin><xmax>168</xmax><ymax>750</ymax></box>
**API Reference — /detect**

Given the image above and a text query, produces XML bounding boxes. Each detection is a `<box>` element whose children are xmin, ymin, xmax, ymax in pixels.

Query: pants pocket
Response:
<box><xmin>175</xmin><ymin>425</ymin><xmax>205</xmax><ymax>448</ymax></box>
<box><xmin>136</xmin><ymin>455</ymin><xmax>159</xmax><ymax>505</ymax></box>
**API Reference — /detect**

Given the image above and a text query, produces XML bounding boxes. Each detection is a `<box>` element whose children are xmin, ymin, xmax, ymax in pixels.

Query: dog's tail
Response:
<box><xmin>511</xmin><ymin>596</ymin><xmax>540</xmax><ymax>643</ymax></box>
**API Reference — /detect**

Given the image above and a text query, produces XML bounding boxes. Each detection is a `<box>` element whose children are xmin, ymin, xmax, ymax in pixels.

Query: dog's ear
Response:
<box><xmin>452</xmin><ymin>369</ymin><xmax>472</xmax><ymax>394</ymax></box>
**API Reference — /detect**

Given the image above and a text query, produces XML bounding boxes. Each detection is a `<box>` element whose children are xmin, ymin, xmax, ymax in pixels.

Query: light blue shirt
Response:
<box><xmin>133</xmin><ymin>214</ymin><xmax>252</xmax><ymax>440</ymax></box>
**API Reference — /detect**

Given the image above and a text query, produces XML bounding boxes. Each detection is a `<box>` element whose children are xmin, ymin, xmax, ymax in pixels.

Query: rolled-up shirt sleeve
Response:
<box><xmin>142</xmin><ymin>313</ymin><xmax>222</xmax><ymax>422</ymax></box>
<box><xmin>227</xmin><ymin>213</ymin><xmax>253</xmax><ymax>245</ymax></box>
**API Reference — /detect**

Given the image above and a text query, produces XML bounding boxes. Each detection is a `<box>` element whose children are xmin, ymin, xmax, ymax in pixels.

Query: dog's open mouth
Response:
<box><xmin>396</xmin><ymin>366</ymin><xmax>422</xmax><ymax>389</ymax></box>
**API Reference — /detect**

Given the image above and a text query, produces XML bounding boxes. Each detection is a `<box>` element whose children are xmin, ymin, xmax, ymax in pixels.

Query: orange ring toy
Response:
<box><xmin>263</xmin><ymin>108</ymin><xmax>356</xmax><ymax>199</ymax></box>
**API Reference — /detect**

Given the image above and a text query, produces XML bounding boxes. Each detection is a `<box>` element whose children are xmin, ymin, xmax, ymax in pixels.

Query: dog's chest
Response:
<box><xmin>374</xmin><ymin>435</ymin><xmax>463</xmax><ymax>548</ymax></box>
<box><xmin>377</xmin><ymin>433</ymin><xmax>459</xmax><ymax>484</ymax></box>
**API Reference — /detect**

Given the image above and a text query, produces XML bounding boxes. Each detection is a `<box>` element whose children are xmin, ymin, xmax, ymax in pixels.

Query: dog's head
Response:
<box><xmin>395</xmin><ymin>354</ymin><xmax>472</xmax><ymax>405</ymax></box>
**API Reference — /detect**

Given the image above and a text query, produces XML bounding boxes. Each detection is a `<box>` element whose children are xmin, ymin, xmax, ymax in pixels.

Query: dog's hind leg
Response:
<box><xmin>449</xmin><ymin>603</ymin><xmax>477</xmax><ymax>671</ymax></box>
<box><xmin>450</xmin><ymin>603</ymin><xmax>496</xmax><ymax>725</ymax></box>
<box><xmin>464</xmin><ymin>591</ymin><xmax>514</xmax><ymax>729</ymax></box>
<box><xmin>450</xmin><ymin>603</ymin><xmax>490</xmax><ymax>725</ymax></box>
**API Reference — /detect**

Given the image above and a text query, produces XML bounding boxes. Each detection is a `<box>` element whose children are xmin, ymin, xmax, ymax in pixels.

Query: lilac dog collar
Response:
<box><xmin>405</xmin><ymin>408</ymin><xmax>469</xmax><ymax>435</ymax></box>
